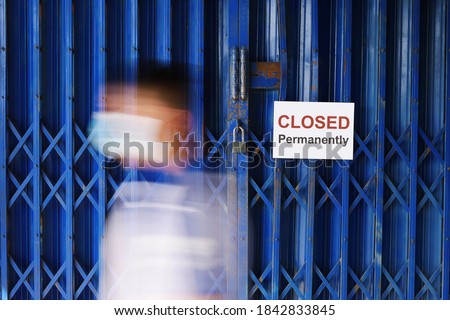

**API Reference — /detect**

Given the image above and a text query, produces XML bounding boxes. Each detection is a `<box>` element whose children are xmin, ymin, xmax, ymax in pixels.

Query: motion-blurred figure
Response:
<box><xmin>90</xmin><ymin>63</ymin><xmax>223</xmax><ymax>299</ymax></box>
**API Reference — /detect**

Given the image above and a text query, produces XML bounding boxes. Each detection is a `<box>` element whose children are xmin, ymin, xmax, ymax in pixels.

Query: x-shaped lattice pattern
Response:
<box><xmin>203</xmin><ymin>127</ymin><xmax>229</xmax><ymax>296</ymax></box>
<box><xmin>6</xmin><ymin>121</ymin><xmax>37</xmax><ymax>298</ymax></box>
<box><xmin>7</xmin><ymin>121</ymin><xmax>34</xmax><ymax>210</ymax></box>
<box><xmin>248</xmin><ymin>129</ymin><xmax>278</xmax><ymax>299</ymax></box>
<box><xmin>381</xmin><ymin>126</ymin><xmax>411</xmax><ymax>299</ymax></box>
<box><xmin>248</xmin><ymin>128</ymin><xmax>315</xmax><ymax>299</ymax></box>
<box><xmin>72</xmin><ymin>123</ymin><xmax>102</xmax><ymax>299</ymax></box>
<box><xmin>347</xmin><ymin>127</ymin><xmax>378</xmax><ymax>299</ymax></box>
<box><xmin>415</xmin><ymin>126</ymin><xmax>445</xmax><ymax>299</ymax></box>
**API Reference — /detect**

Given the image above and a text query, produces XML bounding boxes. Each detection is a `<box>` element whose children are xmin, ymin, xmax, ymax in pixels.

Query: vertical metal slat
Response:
<box><xmin>304</xmin><ymin>0</ymin><xmax>319</xmax><ymax>300</ymax></box>
<box><xmin>374</xmin><ymin>0</ymin><xmax>386</xmax><ymax>300</ymax></box>
<box><xmin>28</xmin><ymin>0</ymin><xmax>41</xmax><ymax>300</ymax></box>
<box><xmin>92</xmin><ymin>0</ymin><xmax>106</xmax><ymax>299</ymax></box>
<box><xmin>156</xmin><ymin>0</ymin><xmax>171</xmax><ymax>64</ymax></box>
<box><xmin>443</xmin><ymin>0</ymin><xmax>450</xmax><ymax>300</ymax></box>
<box><xmin>271</xmin><ymin>0</ymin><xmax>287</xmax><ymax>300</ymax></box>
<box><xmin>0</xmin><ymin>0</ymin><xmax>7</xmax><ymax>301</ymax></box>
<box><xmin>225</xmin><ymin>0</ymin><xmax>239</xmax><ymax>299</ymax></box>
<box><xmin>61</xmin><ymin>0</ymin><xmax>73</xmax><ymax>300</ymax></box>
<box><xmin>237</xmin><ymin>0</ymin><xmax>249</xmax><ymax>300</ymax></box>
<box><xmin>187</xmin><ymin>0</ymin><xmax>204</xmax><ymax>167</ymax></box>
<box><xmin>408</xmin><ymin>0</ymin><xmax>420</xmax><ymax>300</ymax></box>
<box><xmin>123</xmin><ymin>0</ymin><xmax>138</xmax><ymax>188</ymax></box>
<box><xmin>332</xmin><ymin>0</ymin><xmax>352</xmax><ymax>300</ymax></box>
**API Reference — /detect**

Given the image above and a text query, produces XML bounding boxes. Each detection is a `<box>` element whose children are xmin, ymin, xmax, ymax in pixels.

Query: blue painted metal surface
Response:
<box><xmin>225</xmin><ymin>0</ymin><xmax>240</xmax><ymax>299</ymax></box>
<box><xmin>248</xmin><ymin>0</ymin><xmax>279</xmax><ymax>300</ymax></box>
<box><xmin>408</xmin><ymin>0</ymin><xmax>420</xmax><ymax>300</ymax></box>
<box><xmin>30</xmin><ymin>0</ymin><xmax>41</xmax><ymax>300</ymax></box>
<box><xmin>349</xmin><ymin>0</ymin><xmax>381</xmax><ymax>300</ymax></box>
<box><xmin>375</xmin><ymin>0</ymin><xmax>387</xmax><ymax>300</ymax></box>
<box><xmin>6</xmin><ymin>0</ymin><xmax>26</xmax><ymax>299</ymax></box>
<box><xmin>313</xmin><ymin>0</ymin><xmax>352</xmax><ymax>300</ymax></box>
<box><xmin>1</xmin><ymin>0</ymin><xmax>450</xmax><ymax>300</ymax></box>
<box><xmin>442</xmin><ymin>0</ymin><xmax>450</xmax><ymax>300</ymax></box>
<box><xmin>0</xmin><ymin>0</ymin><xmax>6</xmax><ymax>301</ymax></box>
<box><xmin>40</xmin><ymin>0</ymin><xmax>73</xmax><ymax>299</ymax></box>
<box><xmin>237</xmin><ymin>0</ymin><xmax>250</xmax><ymax>300</ymax></box>
<box><xmin>61</xmin><ymin>0</ymin><xmax>74</xmax><ymax>300</ymax></box>
<box><xmin>93</xmin><ymin>0</ymin><xmax>106</xmax><ymax>300</ymax></box>
<box><xmin>270</xmin><ymin>0</ymin><xmax>287</xmax><ymax>300</ymax></box>
<box><xmin>445</xmin><ymin>0</ymin><xmax>450</xmax><ymax>301</ymax></box>
<box><xmin>416</xmin><ymin>0</ymin><xmax>446</xmax><ymax>300</ymax></box>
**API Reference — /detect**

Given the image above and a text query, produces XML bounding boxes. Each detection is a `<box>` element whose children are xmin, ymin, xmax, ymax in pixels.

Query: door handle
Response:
<box><xmin>240</xmin><ymin>46</ymin><xmax>248</xmax><ymax>101</ymax></box>
<box><xmin>230</xmin><ymin>46</ymin><xmax>239</xmax><ymax>102</ymax></box>
<box><xmin>230</xmin><ymin>46</ymin><xmax>248</xmax><ymax>102</ymax></box>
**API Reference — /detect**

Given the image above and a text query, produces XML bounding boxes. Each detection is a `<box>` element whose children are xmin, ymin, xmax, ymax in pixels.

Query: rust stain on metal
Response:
<box><xmin>251</xmin><ymin>62</ymin><xmax>281</xmax><ymax>78</ymax></box>
<box><xmin>250</xmin><ymin>62</ymin><xmax>281</xmax><ymax>89</ymax></box>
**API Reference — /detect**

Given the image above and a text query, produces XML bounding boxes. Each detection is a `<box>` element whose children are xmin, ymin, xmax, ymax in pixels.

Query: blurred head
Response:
<box><xmin>92</xmin><ymin>62</ymin><xmax>192</xmax><ymax>170</ymax></box>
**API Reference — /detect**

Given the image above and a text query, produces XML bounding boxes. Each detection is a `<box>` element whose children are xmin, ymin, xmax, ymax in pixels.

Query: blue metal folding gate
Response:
<box><xmin>0</xmin><ymin>0</ymin><xmax>450</xmax><ymax>300</ymax></box>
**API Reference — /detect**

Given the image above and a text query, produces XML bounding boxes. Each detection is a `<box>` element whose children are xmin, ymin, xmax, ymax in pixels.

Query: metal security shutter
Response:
<box><xmin>1</xmin><ymin>0</ymin><xmax>450</xmax><ymax>300</ymax></box>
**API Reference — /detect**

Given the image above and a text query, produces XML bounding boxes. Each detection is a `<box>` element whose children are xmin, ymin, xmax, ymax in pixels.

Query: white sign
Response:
<box><xmin>273</xmin><ymin>101</ymin><xmax>354</xmax><ymax>160</ymax></box>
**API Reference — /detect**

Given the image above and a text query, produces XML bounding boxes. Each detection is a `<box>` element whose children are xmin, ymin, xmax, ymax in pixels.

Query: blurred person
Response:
<box><xmin>90</xmin><ymin>62</ymin><xmax>223</xmax><ymax>299</ymax></box>
<box><xmin>90</xmin><ymin>64</ymin><xmax>191</xmax><ymax>169</ymax></box>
